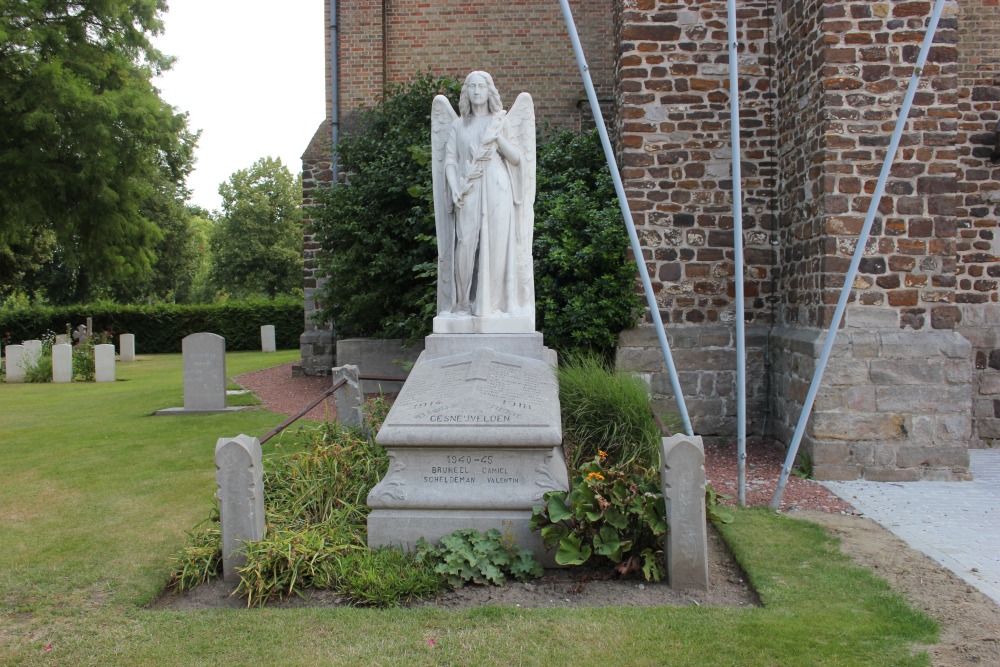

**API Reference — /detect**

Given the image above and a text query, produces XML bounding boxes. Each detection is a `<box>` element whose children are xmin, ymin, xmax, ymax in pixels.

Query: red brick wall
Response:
<box><xmin>339</xmin><ymin>0</ymin><xmax>615</xmax><ymax>129</ymax></box>
<box><xmin>957</xmin><ymin>0</ymin><xmax>1000</xmax><ymax>307</ymax></box>
<box><xmin>616</xmin><ymin>0</ymin><xmax>778</xmax><ymax>327</ymax></box>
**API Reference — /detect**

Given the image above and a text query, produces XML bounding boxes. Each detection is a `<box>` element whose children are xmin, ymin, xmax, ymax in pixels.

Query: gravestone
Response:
<box><xmin>659</xmin><ymin>434</ymin><xmax>709</xmax><ymax>591</ymax></box>
<box><xmin>183</xmin><ymin>333</ymin><xmax>226</xmax><ymax>409</ymax></box>
<box><xmin>215</xmin><ymin>435</ymin><xmax>265</xmax><ymax>584</ymax></box>
<box><xmin>120</xmin><ymin>334</ymin><xmax>136</xmax><ymax>362</ymax></box>
<box><xmin>260</xmin><ymin>325</ymin><xmax>276</xmax><ymax>353</ymax></box>
<box><xmin>332</xmin><ymin>365</ymin><xmax>364</xmax><ymax>428</ymax></box>
<box><xmin>23</xmin><ymin>339</ymin><xmax>42</xmax><ymax>368</ymax></box>
<box><xmin>55</xmin><ymin>334</ymin><xmax>70</xmax><ymax>346</ymax></box>
<box><xmin>94</xmin><ymin>344</ymin><xmax>116</xmax><ymax>382</ymax></box>
<box><xmin>52</xmin><ymin>344</ymin><xmax>73</xmax><ymax>383</ymax></box>
<box><xmin>155</xmin><ymin>333</ymin><xmax>245</xmax><ymax>415</ymax></box>
<box><xmin>5</xmin><ymin>345</ymin><xmax>25</xmax><ymax>383</ymax></box>
<box><xmin>72</xmin><ymin>325</ymin><xmax>88</xmax><ymax>347</ymax></box>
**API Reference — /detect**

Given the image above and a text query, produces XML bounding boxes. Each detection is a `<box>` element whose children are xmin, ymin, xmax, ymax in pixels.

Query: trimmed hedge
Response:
<box><xmin>0</xmin><ymin>298</ymin><xmax>303</xmax><ymax>353</ymax></box>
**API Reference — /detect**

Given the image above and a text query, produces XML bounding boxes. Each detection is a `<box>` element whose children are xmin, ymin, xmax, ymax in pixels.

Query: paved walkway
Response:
<box><xmin>824</xmin><ymin>449</ymin><xmax>1000</xmax><ymax>606</ymax></box>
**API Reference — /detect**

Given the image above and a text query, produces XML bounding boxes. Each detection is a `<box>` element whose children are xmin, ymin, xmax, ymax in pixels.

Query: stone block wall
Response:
<box><xmin>770</xmin><ymin>325</ymin><xmax>971</xmax><ymax>481</ymax></box>
<box><xmin>617</xmin><ymin>324</ymin><xmax>769</xmax><ymax>442</ymax></box>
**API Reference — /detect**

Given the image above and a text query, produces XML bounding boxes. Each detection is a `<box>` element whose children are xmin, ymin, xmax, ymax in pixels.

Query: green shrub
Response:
<box><xmin>558</xmin><ymin>353</ymin><xmax>661</xmax><ymax>469</ymax></box>
<box><xmin>311</xmin><ymin>73</ymin><xmax>462</xmax><ymax>340</ymax></box>
<box><xmin>531</xmin><ymin>456</ymin><xmax>667</xmax><ymax>581</ymax></box>
<box><xmin>0</xmin><ymin>298</ymin><xmax>302</xmax><ymax>353</ymax></box>
<box><xmin>534</xmin><ymin>129</ymin><xmax>641</xmax><ymax>358</ymax></box>
<box><xmin>415</xmin><ymin>528</ymin><xmax>543</xmax><ymax>587</ymax></box>
<box><xmin>311</xmin><ymin>75</ymin><xmax>638</xmax><ymax>356</ymax></box>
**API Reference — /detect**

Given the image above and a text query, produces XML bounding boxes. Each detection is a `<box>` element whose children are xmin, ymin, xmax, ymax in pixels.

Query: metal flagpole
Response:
<box><xmin>771</xmin><ymin>0</ymin><xmax>948</xmax><ymax>508</ymax></box>
<box><xmin>557</xmin><ymin>0</ymin><xmax>693</xmax><ymax>436</ymax></box>
<box><xmin>726</xmin><ymin>0</ymin><xmax>748</xmax><ymax>507</ymax></box>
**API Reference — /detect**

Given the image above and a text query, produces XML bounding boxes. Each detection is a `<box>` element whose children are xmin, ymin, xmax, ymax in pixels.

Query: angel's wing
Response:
<box><xmin>505</xmin><ymin>92</ymin><xmax>536</xmax><ymax>319</ymax></box>
<box><xmin>431</xmin><ymin>95</ymin><xmax>459</xmax><ymax>315</ymax></box>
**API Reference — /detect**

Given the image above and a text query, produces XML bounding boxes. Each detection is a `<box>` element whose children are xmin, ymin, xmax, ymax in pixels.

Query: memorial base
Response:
<box><xmin>366</xmin><ymin>333</ymin><xmax>566</xmax><ymax>563</ymax></box>
<box><xmin>154</xmin><ymin>406</ymin><xmax>247</xmax><ymax>416</ymax></box>
<box><xmin>433</xmin><ymin>314</ymin><xmax>534</xmax><ymax>334</ymax></box>
<box><xmin>367</xmin><ymin>509</ymin><xmax>555</xmax><ymax>566</ymax></box>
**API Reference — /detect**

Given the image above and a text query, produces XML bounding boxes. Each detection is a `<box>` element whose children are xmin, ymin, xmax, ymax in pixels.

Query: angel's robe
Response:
<box><xmin>445</xmin><ymin>113</ymin><xmax>522</xmax><ymax>316</ymax></box>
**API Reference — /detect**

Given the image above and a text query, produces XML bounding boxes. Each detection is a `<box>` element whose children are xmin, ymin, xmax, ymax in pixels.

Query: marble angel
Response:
<box><xmin>431</xmin><ymin>71</ymin><xmax>536</xmax><ymax>333</ymax></box>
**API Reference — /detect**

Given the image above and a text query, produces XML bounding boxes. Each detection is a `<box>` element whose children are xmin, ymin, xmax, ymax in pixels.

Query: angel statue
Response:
<box><xmin>431</xmin><ymin>71</ymin><xmax>536</xmax><ymax>333</ymax></box>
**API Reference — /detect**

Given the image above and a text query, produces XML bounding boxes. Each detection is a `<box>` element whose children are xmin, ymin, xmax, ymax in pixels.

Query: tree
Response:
<box><xmin>0</xmin><ymin>0</ymin><xmax>196</xmax><ymax>294</ymax></box>
<box><xmin>210</xmin><ymin>157</ymin><xmax>303</xmax><ymax>299</ymax></box>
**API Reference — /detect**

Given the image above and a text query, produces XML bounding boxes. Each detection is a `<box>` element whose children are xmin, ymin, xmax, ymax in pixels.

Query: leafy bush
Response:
<box><xmin>415</xmin><ymin>528</ymin><xmax>542</xmax><ymax>587</ymax></box>
<box><xmin>310</xmin><ymin>75</ymin><xmax>638</xmax><ymax>356</ymax></box>
<box><xmin>531</xmin><ymin>455</ymin><xmax>667</xmax><ymax>581</ymax></box>
<box><xmin>534</xmin><ymin>130</ymin><xmax>640</xmax><ymax>358</ymax></box>
<box><xmin>311</xmin><ymin>73</ymin><xmax>462</xmax><ymax>340</ymax></box>
<box><xmin>558</xmin><ymin>352</ymin><xmax>661</xmax><ymax>468</ymax></box>
<box><xmin>0</xmin><ymin>298</ymin><xmax>302</xmax><ymax>353</ymax></box>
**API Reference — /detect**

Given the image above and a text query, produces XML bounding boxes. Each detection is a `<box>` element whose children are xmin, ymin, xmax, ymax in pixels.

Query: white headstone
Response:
<box><xmin>120</xmin><ymin>334</ymin><xmax>135</xmax><ymax>362</ymax></box>
<box><xmin>52</xmin><ymin>344</ymin><xmax>73</xmax><ymax>383</ymax></box>
<box><xmin>660</xmin><ymin>435</ymin><xmax>710</xmax><ymax>591</ymax></box>
<box><xmin>5</xmin><ymin>345</ymin><xmax>25</xmax><ymax>383</ymax></box>
<box><xmin>94</xmin><ymin>344</ymin><xmax>116</xmax><ymax>383</ymax></box>
<box><xmin>215</xmin><ymin>434</ymin><xmax>265</xmax><ymax>584</ymax></box>
<box><xmin>260</xmin><ymin>325</ymin><xmax>276</xmax><ymax>353</ymax></box>
<box><xmin>182</xmin><ymin>333</ymin><xmax>227</xmax><ymax>411</ymax></box>
<box><xmin>22</xmin><ymin>339</ymin><xmax>41</xmax><ymax>368</ymax></box>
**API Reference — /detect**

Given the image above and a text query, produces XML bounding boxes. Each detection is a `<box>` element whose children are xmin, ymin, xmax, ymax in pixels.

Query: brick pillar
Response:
<box><xmin>956</xmin><ymin>0</ymin><xmax>1000</xmax><ymax>445</ymax></box>
<box><xmin>768</xmin><ymin>0</ymin><xmax>972</xmax><ymax>480</ymax></box>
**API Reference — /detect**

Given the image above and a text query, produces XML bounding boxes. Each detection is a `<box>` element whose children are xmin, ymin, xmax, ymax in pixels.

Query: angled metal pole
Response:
<box><xmin>558</xmin><ymin>0</ymin><xmax>692</xmax><ymax>436</ymax></box>
<box><xmin>772</xmin><ymin>0</ymin><xmax>948</xmax><ymax>508</ymax></box>
<box><xmin>726</xmin><ymin>0</ymin><xmax>748</xmax><ymax>507</ymax></box>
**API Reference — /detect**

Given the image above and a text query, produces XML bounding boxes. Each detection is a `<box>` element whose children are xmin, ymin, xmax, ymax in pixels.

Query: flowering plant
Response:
<box><xmin>530</xmin><ymin>453</ymin><xmax>667</xmax><ymax>581</ymax></box>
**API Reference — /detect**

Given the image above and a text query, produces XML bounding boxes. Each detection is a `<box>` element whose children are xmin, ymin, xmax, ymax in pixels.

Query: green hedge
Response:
<box><xmin>0</xmin><ymin>298</ymin><xmax>303</xmax><ymax>353</ymax></box>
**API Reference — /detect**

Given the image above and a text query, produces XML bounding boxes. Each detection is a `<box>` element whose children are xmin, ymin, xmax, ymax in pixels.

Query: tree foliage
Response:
<box><xmin>311</xmin><ymin>74</ymin><xmax>638</xmax><ymax>356</ymax></box>
<box><xmin>0</xmin><ymin>0</ymin><xmax>196</xmax><ymax>292</ymax></box>
<box><xmin>210</xmin><ymin>157</ymin><xmax>303</xmax><ymax>299</ymax></box>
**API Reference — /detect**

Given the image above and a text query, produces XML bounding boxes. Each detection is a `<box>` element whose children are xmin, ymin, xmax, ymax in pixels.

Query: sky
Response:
<box><xmin>152</xmin><ymin>1</ymin><xmax>326</xmax><ymax>213</ymax></box>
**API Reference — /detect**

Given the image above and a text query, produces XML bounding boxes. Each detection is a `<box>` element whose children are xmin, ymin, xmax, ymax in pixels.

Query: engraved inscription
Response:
<box><xmin>389</xmin><ymin>350</ymin><xmax>556</xmax><ymax>427</ymax></box>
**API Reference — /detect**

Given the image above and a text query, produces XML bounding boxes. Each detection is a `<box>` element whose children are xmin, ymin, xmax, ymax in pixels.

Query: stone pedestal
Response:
<box><xmin>367</xmin><ymin>337</ymin><xmax>565</xmax><ymax>562</ymax></box>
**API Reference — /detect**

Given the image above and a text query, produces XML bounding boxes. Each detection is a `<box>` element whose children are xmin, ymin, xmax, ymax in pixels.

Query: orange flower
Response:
<box><xmin>586</xmin><ymin>472</ymin><xmax>605</xmax><ymax>482</ymax></box>
<box><xmin>598</xmin><ymin>450</ymin><xmax>608</xmax><ymax>459</ymax></box>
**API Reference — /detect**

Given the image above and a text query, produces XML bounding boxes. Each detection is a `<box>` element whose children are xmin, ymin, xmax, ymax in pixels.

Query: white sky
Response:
<box><xmin>152</xmin><ymin>1</ymin><xmax>326</xmax><ymax>213</ymax></box>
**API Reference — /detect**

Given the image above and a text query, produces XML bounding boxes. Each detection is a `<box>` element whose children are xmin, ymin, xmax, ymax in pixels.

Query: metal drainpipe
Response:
<box><xmin>329</xmin><ymin>0</ymin><xmax>339</xmax><ymax>181</ymax></box>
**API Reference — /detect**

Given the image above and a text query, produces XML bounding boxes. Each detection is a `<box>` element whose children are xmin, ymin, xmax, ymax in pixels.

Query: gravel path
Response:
<box><xmin>233</xmin><ymin>360</ymin><xmax>852</xmax><ymax>513</ymax></box>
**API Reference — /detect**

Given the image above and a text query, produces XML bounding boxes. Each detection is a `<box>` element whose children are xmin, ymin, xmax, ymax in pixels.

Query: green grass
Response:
<box><xmin>0</xmin><ymin>353</ymin><xmax>938</xmax><ymax>666</ymax></box>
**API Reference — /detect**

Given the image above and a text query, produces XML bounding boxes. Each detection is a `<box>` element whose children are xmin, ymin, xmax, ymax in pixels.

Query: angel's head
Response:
<box><xmin>459</xmin><ymin>71</ymin><xmax>503</xmax><ymax>118</ymax></box>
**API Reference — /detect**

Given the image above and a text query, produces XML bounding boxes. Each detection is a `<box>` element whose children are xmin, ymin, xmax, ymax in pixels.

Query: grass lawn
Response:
<box><xmin>0</xmin><ymin>352</ymin><xmax>937</xmax><ymax>666</ymax></box>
